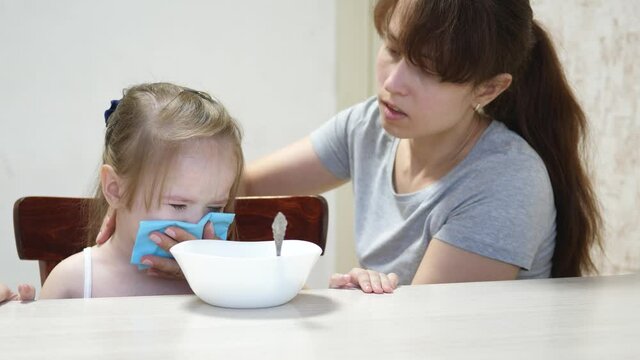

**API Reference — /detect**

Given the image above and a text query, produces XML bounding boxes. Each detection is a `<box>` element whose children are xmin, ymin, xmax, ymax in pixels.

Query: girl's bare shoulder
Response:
<box><xmin>39</xmin><ymin>250</ymin><xmax>87</xmax><ymax>299</ymax></box>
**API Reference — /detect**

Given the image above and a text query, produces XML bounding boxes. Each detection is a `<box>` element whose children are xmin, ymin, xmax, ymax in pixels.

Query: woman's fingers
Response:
<box><xmin>95</xmin><ymin>208</ymin><xmax>117</xmax><ymax>245</ymax></box>
<box><xmin>143</xmin><ymin>229</ymin><xmax>187</xmax><ymax>279</ymax></box>
<box><xmin>329</xmin><ymin>273</ymin><xmax>354</xmax><ymax>289</ymax></box>
<box><xmin>388</xmin><ymin>273</ymin><xmax>399</xmax><ymax>289</ymax></box>
<box><xmin>142</xmin><ymin>255</ymin><xmax>184</xmax><ymax>280</ymax></box>
<box><xmin>379</xmin><ymin>272</ymin><xmax>399</xmax><ymax>293</ymax></box>
<box><xmin>17</xmin><ymin>284</ymin><xmax>35</xmax><ymax>301</ymax></box>
<box><xmin>353</xmin><ymin>268</ymin><xmax>374</xmax><ymax>293</ymax></box>
<box><xmin>202</xmin><ymin>221</ymin><xmax>218</xmax><ymax>240</ymax></box>
<box><xmin>335</xmin><ymin>268</ymin><xmax>397</xmax><ymax>294</ymax></box>
<box><xmin>144</xmin><ymin>223</ymin><xmax>218</xmax><ymax>280</ymax></box>
<box><xmin>149</xmin><ymin>230</ymin><xmax>179</xmax><ymax>253</ymax></box>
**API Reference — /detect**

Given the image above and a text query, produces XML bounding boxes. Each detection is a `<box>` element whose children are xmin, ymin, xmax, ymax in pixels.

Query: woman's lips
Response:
<box><xmin>380</xmin><ymin>100</ymin><xmax>407</xmax><ymax>121</ymax></box>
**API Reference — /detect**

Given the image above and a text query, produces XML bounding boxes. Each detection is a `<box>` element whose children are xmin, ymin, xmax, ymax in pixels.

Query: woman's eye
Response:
<box><xmin>170</xmin><ymin>204</ymin><xmax>186</xmax><ymax>211</ymax></box>
<box><xmin>386</xmin><ymin>46</ymin><xmax>400</xmax><ymax>59</ymax></box>
<box><xmin>207</xmin><ymin>206</ymin><xmax>223</xmax><ymax>213</ymax></box>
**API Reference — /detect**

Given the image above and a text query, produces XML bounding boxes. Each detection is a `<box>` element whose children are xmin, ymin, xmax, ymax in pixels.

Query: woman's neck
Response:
<box><xmin>395</xmin><ymin>115</ymin><xmax>489</xmax><ymax>191</ymax></box>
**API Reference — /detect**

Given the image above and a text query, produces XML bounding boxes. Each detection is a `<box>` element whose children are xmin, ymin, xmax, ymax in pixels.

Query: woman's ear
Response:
<box><xmin>473</xmin><ymin>73</ymin><xmax>513</xmax><ymax>108</ymax></box>
<box><xmin>100</xmin><ymin>165</ymin><xmax>123</xmax><ymax>208</ymax></box>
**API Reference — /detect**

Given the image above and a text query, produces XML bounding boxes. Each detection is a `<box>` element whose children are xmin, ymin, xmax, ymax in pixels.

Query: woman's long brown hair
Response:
<box><xmin>374</xmin><ymin>0</ymin><xmax>602</xmax><ymax>277</ymax></box>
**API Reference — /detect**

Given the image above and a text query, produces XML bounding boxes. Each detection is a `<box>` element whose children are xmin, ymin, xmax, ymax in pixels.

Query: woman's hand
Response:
<box><xmin>142</xmin><ymin>221</ymin><xmax>217</xmax><ymax>280</ymax></box>
<box><xmin>0</xmin><ymin>283</ymin><xmax>36</xmax><ymax>302</ymax></box>
<box><xmin>95</xmin><ymin>208</ymin><xmax>116</xmax><ymax>245</ymax></box>
<box><xmin>329</xmin><ymin>268</ymin><xmax>399</xmax><ymax>294</ymax></box>
<box><xmin>95</xmin><ymin>209</ymin><xmax>217</xmax><ymax>279</ymax></box>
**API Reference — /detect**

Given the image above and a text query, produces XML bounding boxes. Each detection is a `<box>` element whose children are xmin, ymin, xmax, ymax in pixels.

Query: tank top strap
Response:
<box><xmin>83</xmin><ymin>247</ymin><xmax>92</xmax><ymax>298</ymax></box>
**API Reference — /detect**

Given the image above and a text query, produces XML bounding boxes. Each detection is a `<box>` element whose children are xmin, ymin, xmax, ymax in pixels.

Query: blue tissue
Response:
<box><xmin>130</xmin><ymin>212</ymin><xmax>235</xmax><ymax>269</ymax></box>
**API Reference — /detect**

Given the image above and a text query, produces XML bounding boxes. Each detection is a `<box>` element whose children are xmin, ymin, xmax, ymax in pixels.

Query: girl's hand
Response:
<box><xmin>329</xmin><ymin>268</ymin><xmax>399</xmax><ymax>294</ymax></box>
<box><xmin>143</xmin><ymin>221</ymin><xmax>217</xmax><ymax>280</ymax></box>
<box><xmin>0</xmin><ymin>283</ymin><xmax>35</xmax><ymax>302</ymax></box>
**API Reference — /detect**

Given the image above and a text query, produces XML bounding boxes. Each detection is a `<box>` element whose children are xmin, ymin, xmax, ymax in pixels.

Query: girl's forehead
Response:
<box><xmin>136</xmin><ymin>137</ymin><xmax>238</xmax><ymax>203</ymax></box>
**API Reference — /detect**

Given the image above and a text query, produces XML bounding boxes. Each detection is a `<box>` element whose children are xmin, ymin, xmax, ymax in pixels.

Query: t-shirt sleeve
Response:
<box><xmin>310</xmin><ymin>99</ymin><xmax>376</xmax><ymax>180</ymax></box>
<box><xmin>433</xmin><ymin>153</ymin><xmax>556</xmax><ymax>270</ymax></box>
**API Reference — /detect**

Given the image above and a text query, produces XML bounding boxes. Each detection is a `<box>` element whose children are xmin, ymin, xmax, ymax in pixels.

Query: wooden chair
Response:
<box><xmin>13</xmin><ymin>195</ymin><xmax>328</xmax><ymax>285</ymax></box>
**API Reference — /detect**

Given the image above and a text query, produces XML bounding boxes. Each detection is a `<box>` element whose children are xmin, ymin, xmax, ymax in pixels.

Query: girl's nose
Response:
<box><xmin>185</xmin><ymin>209</ymin><xmax>208</xmax><ymax>224</ymax></box>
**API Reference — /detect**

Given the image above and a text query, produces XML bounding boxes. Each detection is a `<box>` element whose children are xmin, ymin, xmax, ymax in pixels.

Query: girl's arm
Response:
<box><xmin>411</xmin><ymin>238</ymin><xmax>519</xmax><ymax>284</ymax></box>
<box><xmin>241</xmin><ymin>137</ymin><xmax>346</xmax><ymax>196</ymax></box>
<box><xmin>39</xmin><ymin>254</ymin><xmax>84</xmax><ymax>299</ymax></box>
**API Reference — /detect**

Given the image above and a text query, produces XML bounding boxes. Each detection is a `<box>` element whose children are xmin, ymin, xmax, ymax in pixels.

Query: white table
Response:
<box><xmin>1</xmin><ymin>274</ymin><xmax>639</xmax><ymax>359</ymax></box>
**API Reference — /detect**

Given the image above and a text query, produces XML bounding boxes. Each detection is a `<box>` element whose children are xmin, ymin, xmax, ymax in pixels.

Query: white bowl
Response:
<box><xmin>170</xmin><ymin>240</ymin><xmax>322</xmax><ymax>308</ymax></box>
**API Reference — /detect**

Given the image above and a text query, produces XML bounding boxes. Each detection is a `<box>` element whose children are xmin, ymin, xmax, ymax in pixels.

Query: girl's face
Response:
<box><xmin>118</xmin><ymin>137</ymin><xmax>237</xmax><ymax>242</ymax></box>
<box><xmin>375</xmin><ymin>2</ymin><xmax>476</xmax><ymax>140</ymax></box>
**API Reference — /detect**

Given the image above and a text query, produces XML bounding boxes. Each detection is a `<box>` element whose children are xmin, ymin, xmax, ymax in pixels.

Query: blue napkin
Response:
<box><xmin>130</xmin><ymin>212</ymin><xmax>235</xmax><ymax>269</ymax></box>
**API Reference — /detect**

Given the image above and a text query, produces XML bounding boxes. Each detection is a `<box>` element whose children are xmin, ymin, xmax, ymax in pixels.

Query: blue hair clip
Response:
<box><xmin>104</xmin><ymin>99</ymin><xmax>120</xmax><ymax>125</ymax></box>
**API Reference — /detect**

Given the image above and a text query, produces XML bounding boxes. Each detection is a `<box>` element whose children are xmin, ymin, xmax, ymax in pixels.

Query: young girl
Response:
<box><xmin>40</xmin><ymin>82</ymin><xmax>243</xmax><ymax>299</ymax></box>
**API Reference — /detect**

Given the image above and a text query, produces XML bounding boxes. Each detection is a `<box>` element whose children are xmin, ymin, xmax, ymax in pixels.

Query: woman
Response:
<box><xmin>98</xmin><ymin>0</ymin><xmax>601</xmax><ymax>293</ymax></box>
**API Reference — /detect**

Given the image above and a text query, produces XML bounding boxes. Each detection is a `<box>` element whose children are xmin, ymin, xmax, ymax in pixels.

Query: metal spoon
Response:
<box><xmin>271</xmin><ymin>212</ymin><xmax>287</xmax><ymax>256</ymax></box>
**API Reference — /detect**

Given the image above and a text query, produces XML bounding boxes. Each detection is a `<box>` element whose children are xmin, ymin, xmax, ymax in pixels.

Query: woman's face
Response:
<box><xmin>375</xmin><ymin>2</ymin><xmax>476</xmax><ymax>140</ymax></box>
<box><xmin>117</xmin><ymin>137</ymin><xmax>237</xmax><ymax>242</ymax></box>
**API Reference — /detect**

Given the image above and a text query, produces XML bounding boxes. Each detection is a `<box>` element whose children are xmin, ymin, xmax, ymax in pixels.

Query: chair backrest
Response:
<box><xmin>14</xmin><ymin>195</ymin><xmax>328</xmax><ymax>285</ymax></box>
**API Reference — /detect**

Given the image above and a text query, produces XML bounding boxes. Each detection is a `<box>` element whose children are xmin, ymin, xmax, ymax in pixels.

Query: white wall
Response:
<box><xmin>0</xmin><ymin>0</ymin><xmax>337</xmax><ymax>291</ymax></box>
<box><xmin>531</xmin><ymin>0</ymin><xmax>640</xmax><ymax>274</ymax></box>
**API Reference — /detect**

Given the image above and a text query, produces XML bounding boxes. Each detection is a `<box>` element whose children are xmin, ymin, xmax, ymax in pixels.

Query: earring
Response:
<box><xmin>473</xmin><ymin>103</ymin><xmax>485</xmax><ymax>115</ymax></box>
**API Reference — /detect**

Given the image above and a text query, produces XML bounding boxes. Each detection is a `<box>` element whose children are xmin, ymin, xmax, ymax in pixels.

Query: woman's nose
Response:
<box><xmin>383</xmin><ymin>60</ymin><xmax>410</xmax><ymax>96</ymax></box>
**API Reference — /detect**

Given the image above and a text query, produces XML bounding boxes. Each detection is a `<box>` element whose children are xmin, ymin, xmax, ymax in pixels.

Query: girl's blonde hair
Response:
<box><xmin>86</xmin><ymin>82</ymin><xmax>244</xmax><ymax>245</ymax></box>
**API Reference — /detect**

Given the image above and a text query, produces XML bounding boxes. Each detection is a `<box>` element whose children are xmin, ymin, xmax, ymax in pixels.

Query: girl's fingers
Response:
<box><xmin>0</xmin><ymin>284</ymin><xmax>12</xmax><ymax>302</ymax></box>
<box><xmin>17</xmin><ymin>284</ymin><xmax>36</xmax><ymax>301</ymax></box>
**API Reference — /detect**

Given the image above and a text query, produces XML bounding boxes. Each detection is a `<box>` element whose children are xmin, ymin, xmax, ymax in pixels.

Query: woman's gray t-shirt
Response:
<box><xmin>310</xmin><ymin>97</ymin><xmax>556</xmax><ymax>284</ymax></box>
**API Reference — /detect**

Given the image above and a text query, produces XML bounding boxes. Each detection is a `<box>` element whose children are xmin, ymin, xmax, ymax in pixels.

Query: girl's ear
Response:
<box><xmin>100</xmin><ymin>165</ymin><xmax>124</xmax><ymax>208</ymax></box>
<box><xmin>473</xmin><ymin>73</ymin><xmax>513</xmax><ymax>108</ymax></box>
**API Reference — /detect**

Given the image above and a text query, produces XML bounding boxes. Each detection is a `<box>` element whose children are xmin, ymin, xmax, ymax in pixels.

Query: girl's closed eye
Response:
<box><xmin>170</xmin><ymin>204</ymin><xmax>187</xmax><ymax>211</ymax></box>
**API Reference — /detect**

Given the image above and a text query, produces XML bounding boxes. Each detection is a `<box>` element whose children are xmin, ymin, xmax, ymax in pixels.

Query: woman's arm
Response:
<box><xmin>241</xmin><ymin>137</ymin><xmax>346</xmax><ymax>196</ymax></box>
<box><xmin>411</xmin><ymin>238</ymin><xmax>519</xmax><ymax>284</ymax></box>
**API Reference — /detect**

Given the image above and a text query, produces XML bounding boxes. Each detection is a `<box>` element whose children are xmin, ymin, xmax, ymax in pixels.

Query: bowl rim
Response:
<box><xmin>170</xmin><ymin>239</ymin><xmax>322</xmax><ymax>261</ymax></box>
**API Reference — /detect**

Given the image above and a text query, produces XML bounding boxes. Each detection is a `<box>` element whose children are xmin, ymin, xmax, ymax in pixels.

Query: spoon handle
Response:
<box><xmin>271</xmin><ymin>212</ymin><xmax>287</xmax><ymax>256</ymax></box>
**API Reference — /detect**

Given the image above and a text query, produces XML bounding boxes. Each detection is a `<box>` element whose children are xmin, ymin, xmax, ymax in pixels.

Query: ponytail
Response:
<box><xmin>487</xmin><ymin>22</ymin><xmax>602</xmax><ymax>277</ymax></box>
